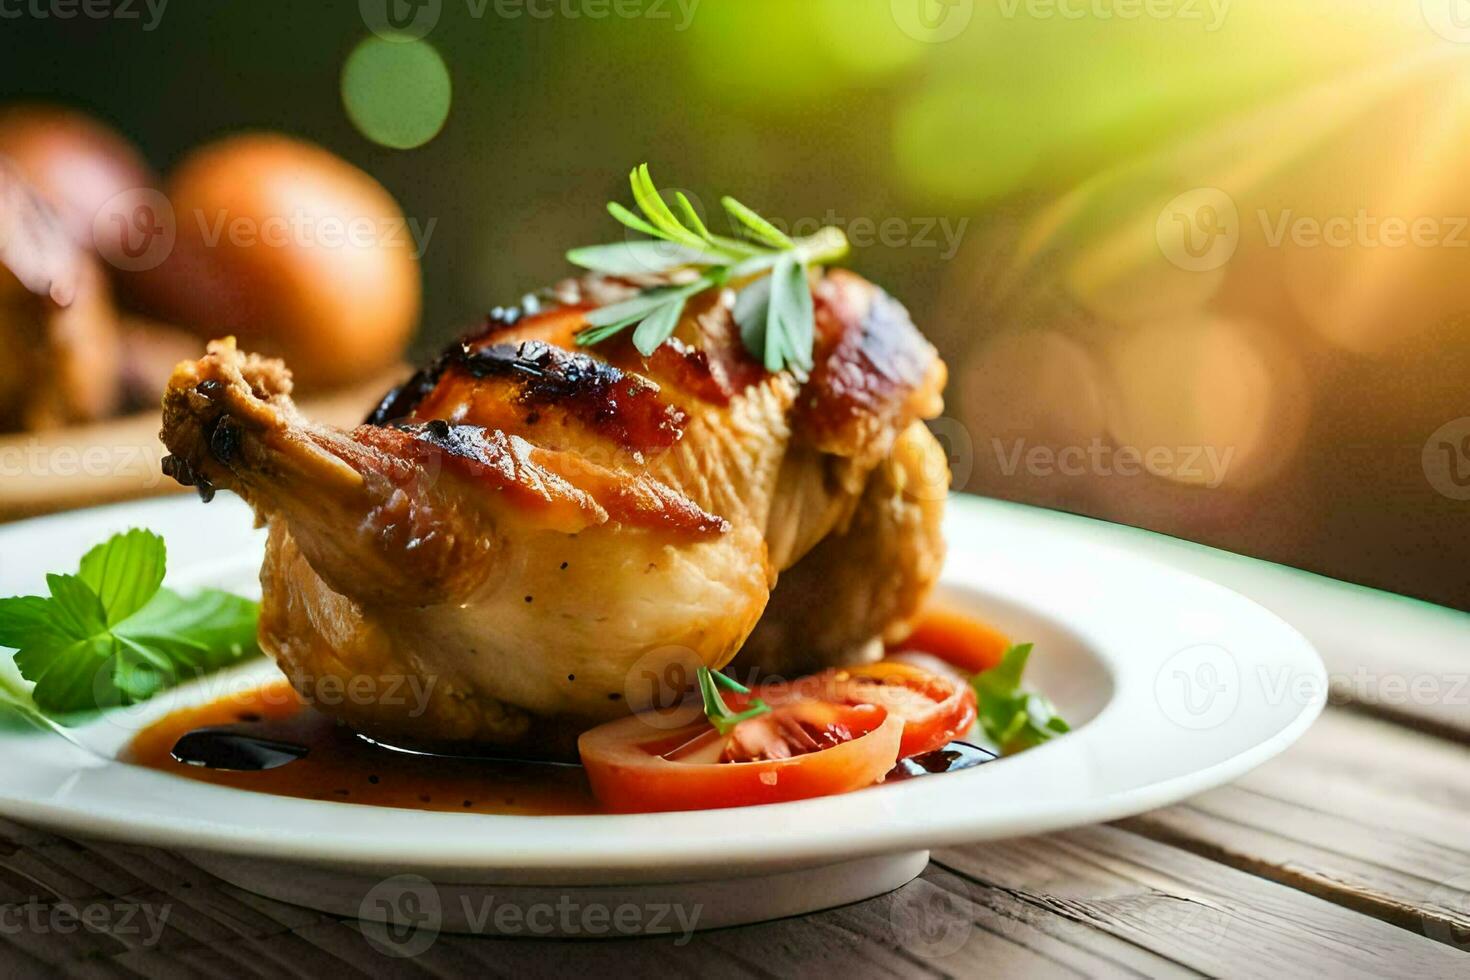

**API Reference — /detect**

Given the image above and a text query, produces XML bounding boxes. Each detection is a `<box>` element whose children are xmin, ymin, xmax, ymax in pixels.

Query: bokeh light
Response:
<box><xmin>894</xmin><ymin>80</ymin><xmax>1042</xmax><ymax>207</ymax></box>
<box><xmin>340</xmin><ymin>36</ymin><xmax>451</xmax><ymax>150</ymax></box>
<box><xmin>6</xmin><ymin>0</ymin><xmax>1467</xmax><ymax>606</ymax></box>
<box><xmin>1104</xmin><ymin>315</ymin><xmax>1300</xmax><ymax>491</ymax></box>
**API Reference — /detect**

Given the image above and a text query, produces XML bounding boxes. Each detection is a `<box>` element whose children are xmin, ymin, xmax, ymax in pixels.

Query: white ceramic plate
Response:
<box><xmin>0</xmin><ymin>493</ymin><xmax>1326</xmax><ymax>934</ymax></box>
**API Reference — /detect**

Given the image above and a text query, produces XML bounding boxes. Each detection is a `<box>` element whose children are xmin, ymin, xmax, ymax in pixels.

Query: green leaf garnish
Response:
<box><xmin>696</xmin><ymin>666</ymin><xmax>772</xmax><ymax>735</ymax></box>
<box><xmin>721</xmin><ymin>196</ymin><xmax>796</xmax><ymax>250</ymax></box>
<box><xmin>0</xmin><ymin>530</ymin><xmax>260</xmax><ymax>716</ymax></box>
<box><xmin>971</xmin><ymin>643</ymin><xmax>1071</xmax><ymax>755</ymax></box>
<box><xmin>566</xmin><ymin>241</ymin><xmax>718</xmax><ymax>278</ymax></box>
<box><xmin>568</xmin><ymin>164</ymin><xmax>850</xmax><ymax>375</ymax></box>
<box><xmin>78</xmin><ymin>527</ymin><xmax>167</xmax><ymax>625</ymax></box>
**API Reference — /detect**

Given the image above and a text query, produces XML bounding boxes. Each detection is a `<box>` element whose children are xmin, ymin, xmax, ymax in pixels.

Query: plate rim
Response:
<box><xmin>0</xmin><ymin>493</ymin><xmax>1327</xmax><ymax>877</ymax></box>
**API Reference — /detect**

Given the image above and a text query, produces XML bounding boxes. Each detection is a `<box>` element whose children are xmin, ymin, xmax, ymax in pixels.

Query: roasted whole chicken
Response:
<box><xmin>160</xmin><ymin>269</ymin><xmax>949</xmax><ymax>752</ymax></box>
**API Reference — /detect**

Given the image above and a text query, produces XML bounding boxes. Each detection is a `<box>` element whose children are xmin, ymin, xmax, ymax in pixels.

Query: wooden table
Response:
<box><xmin>2</xmin><ymin>506</ymin><xmax>1467</xmax><ymax>977</ymax></box>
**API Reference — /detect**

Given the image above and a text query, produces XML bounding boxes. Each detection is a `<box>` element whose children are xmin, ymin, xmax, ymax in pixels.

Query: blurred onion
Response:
<box><xmin>0</xmin><ymin>103</ymin><xmax>155</xmax><ymax>257</ymax></box>
<box><xmin>130</xmin><ymin>133</ymin><xmax>420</xmax><ymax>389</ymax></box>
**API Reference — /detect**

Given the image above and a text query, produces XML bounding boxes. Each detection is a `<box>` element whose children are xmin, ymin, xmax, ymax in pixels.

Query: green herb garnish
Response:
<box><xmin>568</xmin><ymin>164</ymin><xmax>850</xmax><ymax>375</ymax></box>
<box><xmin>695</xmin><ymin>666</ymin><xmax>772</xmax><ymax>735</ymax></box>
<box><xmin>0</xmin><ymin>530</ymin><xmax>260</xmax><ymax>716</ymax></box>
<box><xmin>971</xmin><ymin>643</ymin><xmax>1071</xmax><ymax>754</ymax></box>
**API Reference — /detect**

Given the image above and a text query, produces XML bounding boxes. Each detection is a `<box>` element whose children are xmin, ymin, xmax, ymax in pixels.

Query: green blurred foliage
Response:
<box><xmin>1</xmin><ymin>0</ymin><xmax>1465</xmax><ymax>608</ymax></box>
<box><xmin>0</xmin><ymin>0</ymin><xmax>1431</xmax><ymax>335</ymax></box>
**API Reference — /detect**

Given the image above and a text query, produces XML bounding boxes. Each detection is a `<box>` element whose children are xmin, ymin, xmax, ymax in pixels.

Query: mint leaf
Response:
<box><xmin>971</xmin><ymin>643</ymin><xmax>1071</xmax><ymax>755</ymax></box>
<box><xmin>0</xmin><ymin>596</ymin><xmax>71</xmax><ymax>650</ymax></box>
<box><xmin>0</xmin><ymin>531</ymin><xmax>260</xmax><ymax>716</ymax></box>
<box><xmin>44</xmin><ymin>574</ymin><xmax>108</xmax><ymax>640</ymax></box>
<box><xmin>78</xmin><ymin>528</ymin><xmax>166</xmax><ymax>625</ymax></box>
<box><xmin>17</xmin><ymin>634</ymin><xmax>115</xmax><ymax>713</ymax></box>
<box><xmin>114</xmin><ymin>588</ymin><xmax>260</xmax><ymax>675</ymax></box>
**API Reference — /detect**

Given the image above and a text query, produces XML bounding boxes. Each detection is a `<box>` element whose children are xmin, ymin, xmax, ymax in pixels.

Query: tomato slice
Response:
<box><xmin>893</xmin><ymin>606</ymin><xmax>1012</xmax><ymax>674</ymax></box>
<box><xmin>762</xmin><ymin>662</ymin><xmax>977</xmax><ymax>758</ymax></box>
<box><xmin>577</xmin><ymin>699</ymin><xmax>903</xmax><ymax>813</ymax></box>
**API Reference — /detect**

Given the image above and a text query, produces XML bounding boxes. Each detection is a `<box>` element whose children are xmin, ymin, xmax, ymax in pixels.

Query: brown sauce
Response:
<box><xmin>123</xmin><ymin>681</ymin><xmax>601</xmax><ymax>815</ymax></box>
<box><xmin>123</xmin><ymin>609</ymin><xmax>1003</xmax><ymax>815</ymax></box>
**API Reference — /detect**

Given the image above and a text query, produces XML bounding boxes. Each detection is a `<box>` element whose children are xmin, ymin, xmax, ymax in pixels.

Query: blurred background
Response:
<box><xmin>1</xmin><ymin>0</ymin><xmax>1466</xmax><ymax>609</ymax></box>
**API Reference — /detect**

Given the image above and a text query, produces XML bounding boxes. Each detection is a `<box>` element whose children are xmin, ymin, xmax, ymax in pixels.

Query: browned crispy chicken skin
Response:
<box><xmin>160</xmin><ymin>270</ymin><xmax>949</xmax><ymax>751</ymax></box>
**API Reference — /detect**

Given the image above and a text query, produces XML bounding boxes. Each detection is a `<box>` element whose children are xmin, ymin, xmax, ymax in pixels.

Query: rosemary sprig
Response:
<box><xmin>568</xmin><ymin>165</ymin><xmax>849</xmax><ymax>374</ymax></box>
<box><xmin>696</xmin><ymin>666</ymin><xmax>772</xmax><ymax>735</ymax></box>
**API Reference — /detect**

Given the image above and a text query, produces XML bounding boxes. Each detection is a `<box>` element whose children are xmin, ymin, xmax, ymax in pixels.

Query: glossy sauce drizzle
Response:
<box><xmin>123</xmin><ymin>681</ymin><xmax>601</xmax><ymax>815</ymax></box>
<box><xmin>123</xmin><ymin>609</ymin><xmax>1002</xmax><ymax>815</ymax></box>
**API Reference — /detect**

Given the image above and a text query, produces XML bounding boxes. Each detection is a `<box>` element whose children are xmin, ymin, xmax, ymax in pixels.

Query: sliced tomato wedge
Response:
<box><xmin>577</xmin><ymin>698</ymin><xmax>902</xmax><ymax>813</ymax></box>
<box><xmin>762</xmin><ymin>662</ymin><xmax>977</xmax><ymax>758</ymax></box>
<box><xmin>893</xmin><ymin>606</ymin><xmax>1012</xmax><ymax>674</ymax></box>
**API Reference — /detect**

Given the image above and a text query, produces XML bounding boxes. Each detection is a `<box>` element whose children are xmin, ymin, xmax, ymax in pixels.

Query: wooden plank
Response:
<box><xmin>3</xmin><ymin>810</ymin><xmax>1465</xmax><ymax>976</ymax></box>
<box><xmin>0</xmin><ymin>825</ymin><xmax>1203</xmax><ymax>979</ymax></box>
<box><xmin>935</xmin><ymin>824</ymin><xmax>1470</xmax><ymax>978</ymax></box>
<box><xmin>1120</xmin><ymin>707</ymin><xmax>1470</xmax><ymax>945</ymax></box>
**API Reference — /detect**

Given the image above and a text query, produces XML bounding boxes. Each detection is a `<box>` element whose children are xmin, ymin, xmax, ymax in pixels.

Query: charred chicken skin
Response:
<box><xmin>159</xmin><ymin>269</ymin><xmax>948</xmax><ymax>752</ymax></box>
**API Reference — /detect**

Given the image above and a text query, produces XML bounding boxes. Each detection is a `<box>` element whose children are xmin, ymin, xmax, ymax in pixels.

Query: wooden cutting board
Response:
<box><xmin>0</xmin><ymin>366</ymin><xmax>404</xmax><ymax>523</ymax></box>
